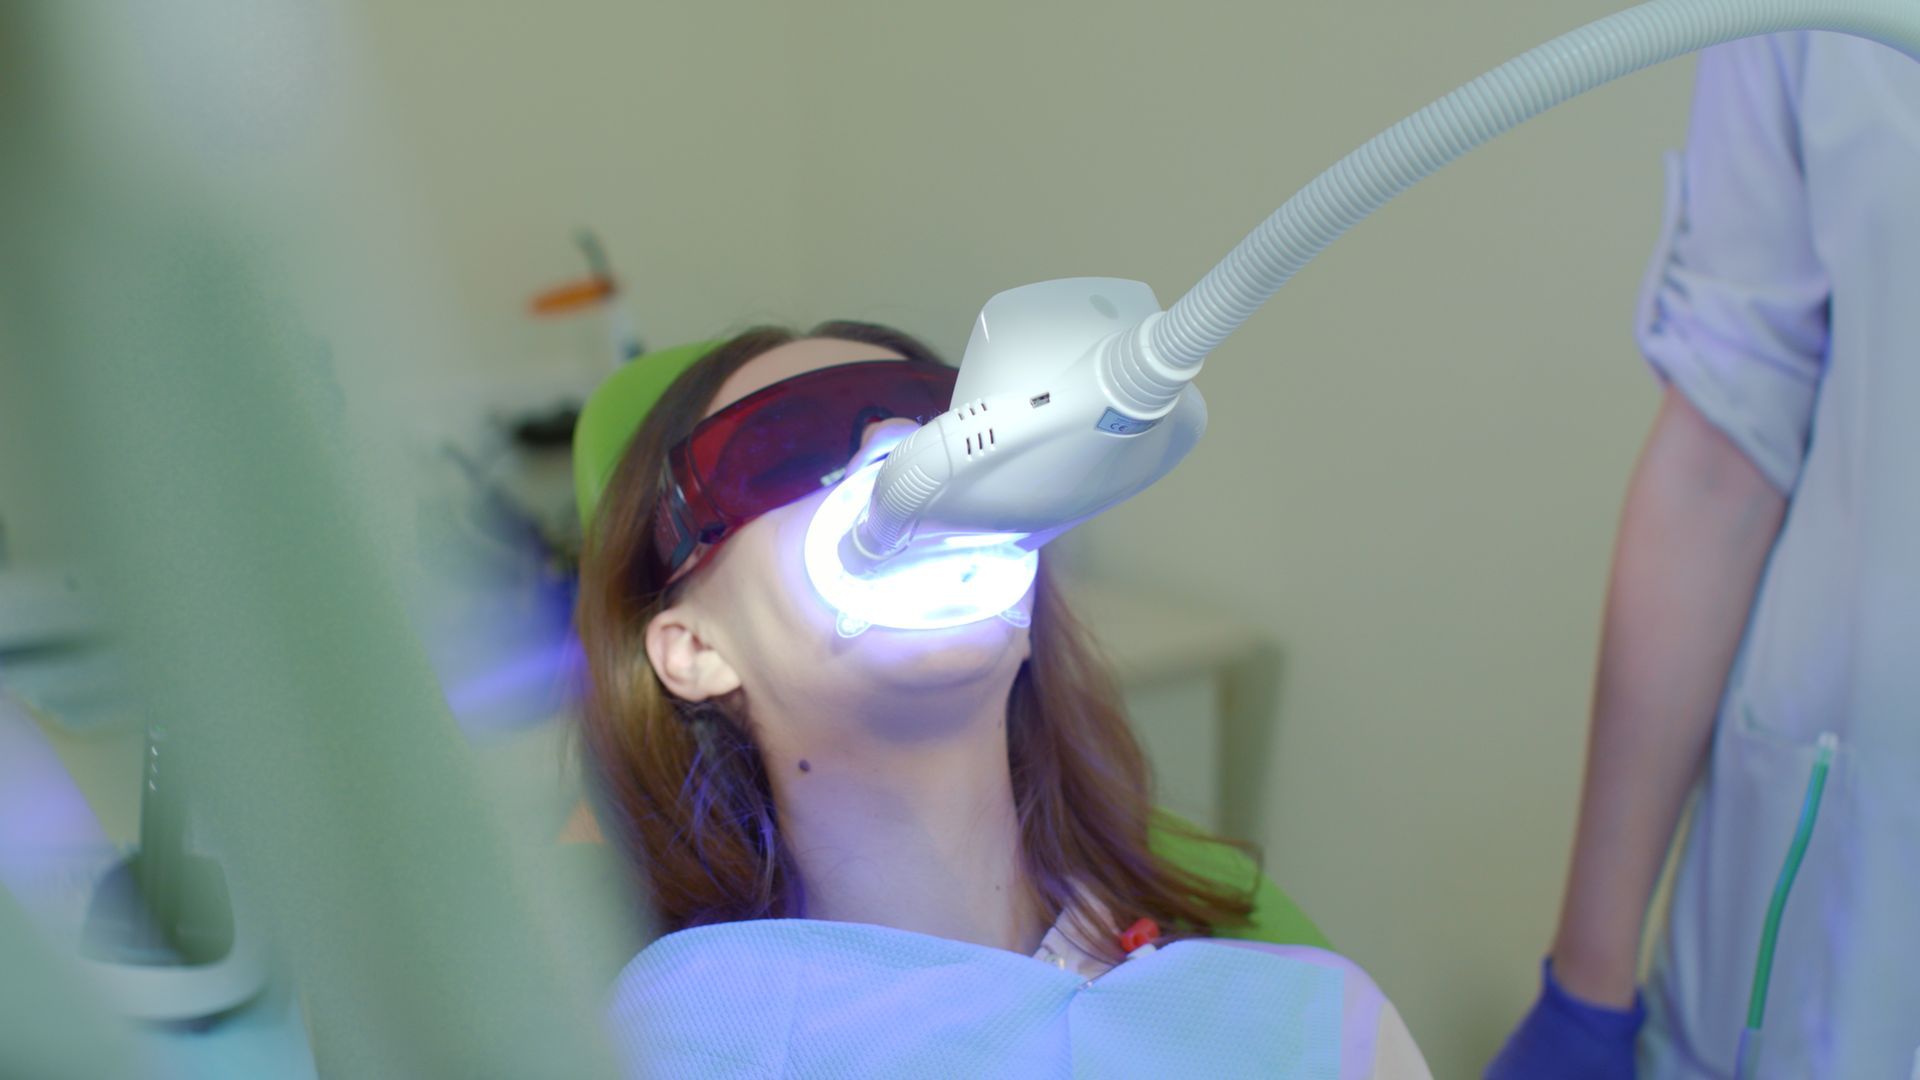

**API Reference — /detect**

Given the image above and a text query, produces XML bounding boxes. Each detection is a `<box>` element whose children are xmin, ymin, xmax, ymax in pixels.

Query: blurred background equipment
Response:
<box><xmin>0</xmin><ymin>568</ymin><xmax>268</xmax><ymax>1024</ymax></box>
<box><xmin>0</xmin><ymin>569</ymin><xmax>127</xmax><ymax>731</ymax></box>
<box><xmin>407</xmin><ymin>228</ymin><xmax>651</xmax><ymax>736</ymax></box>
<box><xmin>528</xmin><ymin>229</ymin><xmax>646</xmax><ymax>367</ymax></box>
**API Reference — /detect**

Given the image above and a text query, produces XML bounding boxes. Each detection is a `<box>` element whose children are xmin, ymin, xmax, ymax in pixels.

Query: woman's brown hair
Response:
<box><xmin>576</xmin><ymin>320</ymin><xmax>1256</xmax><ymax>959</ymax></box>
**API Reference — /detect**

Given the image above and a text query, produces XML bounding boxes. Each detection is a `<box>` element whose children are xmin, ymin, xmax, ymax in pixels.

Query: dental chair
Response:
<box><xmin>571</xmin><ymin>343</ymin><xmax>1328</xmax><ymax>952</ymax></box>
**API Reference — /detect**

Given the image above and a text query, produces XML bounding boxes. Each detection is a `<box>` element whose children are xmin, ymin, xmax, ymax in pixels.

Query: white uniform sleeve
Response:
<box><xmin>1634</xmin><ymin>34</ymin><xmax>1829</xmax><ymax>494</ymax></box>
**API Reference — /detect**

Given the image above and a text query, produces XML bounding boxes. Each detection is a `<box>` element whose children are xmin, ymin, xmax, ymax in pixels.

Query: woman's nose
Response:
<box><xmin>850</xmin><ymin>417</ymin><xmax>921</xmax><ymax>470</ymax></box>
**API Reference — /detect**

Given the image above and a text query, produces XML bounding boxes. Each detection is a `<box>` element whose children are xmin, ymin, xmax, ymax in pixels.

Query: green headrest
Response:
<box><xmin>572</xmin><ymin>342</ymin><xmax>719</xmax><ymax>531</ymax></box>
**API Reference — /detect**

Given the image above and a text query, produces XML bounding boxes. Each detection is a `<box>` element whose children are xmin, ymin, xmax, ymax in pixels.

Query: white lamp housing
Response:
<box><xmin>814</xmin><ymin>278</ymin><xmax>1207</xmax><ymax>632</ymax></box>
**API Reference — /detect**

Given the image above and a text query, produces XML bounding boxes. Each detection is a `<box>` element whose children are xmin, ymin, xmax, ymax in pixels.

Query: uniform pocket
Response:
<box><xmin>1643</xmin><ymin>704</ymin><xmax>1847</xmax><ymax>1078</ymax></box>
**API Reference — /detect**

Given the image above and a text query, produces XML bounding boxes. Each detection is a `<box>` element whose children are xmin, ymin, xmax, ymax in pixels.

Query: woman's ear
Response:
<box><xmin>644</xmin><ymin>605</ymin><xmax>743</xmax><ymax>702</ymax></box>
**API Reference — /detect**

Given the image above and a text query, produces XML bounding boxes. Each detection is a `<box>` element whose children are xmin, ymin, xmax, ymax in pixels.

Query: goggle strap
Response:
<box><xmin>657</xmin><ymin>473</ymin><xmax>702</xmax><ymax>577</ymax></box>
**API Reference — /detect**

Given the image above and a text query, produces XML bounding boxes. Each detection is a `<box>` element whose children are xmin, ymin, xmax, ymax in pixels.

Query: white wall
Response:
<box><xmin>348</xmin><ymin>2</ymin><xmax>1690</xmax><ymax>1072</ymax></box>
<box><xmin>348</xmin><ymin>2</ymin><xmax>810</xmax><ymax>373</ymax></box>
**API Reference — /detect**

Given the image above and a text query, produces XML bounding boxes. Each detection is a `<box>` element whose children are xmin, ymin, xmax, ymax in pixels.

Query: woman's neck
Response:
<box><xmin>757</xmin><ymin>691</ymin><xmax>1048</xmax><ymax>955</ymax></box>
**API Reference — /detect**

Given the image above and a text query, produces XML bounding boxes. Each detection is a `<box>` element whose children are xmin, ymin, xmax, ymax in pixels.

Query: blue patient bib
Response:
<box><xmin>607</xmin><ymin>919</ymin><xmax>1348</xmax><ymax>1078</ymax></box>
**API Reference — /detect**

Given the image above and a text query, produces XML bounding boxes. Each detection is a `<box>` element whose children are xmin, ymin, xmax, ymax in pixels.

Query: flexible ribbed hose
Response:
<box><xmin>849</xmin><ymin>422</ymin><xmax>951</xmax><ymax>562</ymax></box>
<box><xmin>1151</xmin><ymin>0</ymin><xmax>1920</xmax><ymax>370</ymax></box>
<box><xmin>857</xmin><ymin>0</ymin><xmax>1920</xmax><ymax>571</ymax></box>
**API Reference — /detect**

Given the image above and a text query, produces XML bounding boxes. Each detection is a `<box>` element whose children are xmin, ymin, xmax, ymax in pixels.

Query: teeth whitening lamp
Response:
<box><xmin>805</xmin><ymin>2</ymin><xmax>1913</xmax><ymax>1072</ymax></box>
<box><xmin>807</xmin><ymin>0</ymin><xmax>1920</xmax><ymax>646</ymax></box>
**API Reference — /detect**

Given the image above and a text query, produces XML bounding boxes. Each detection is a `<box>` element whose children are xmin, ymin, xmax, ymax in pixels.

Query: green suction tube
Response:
<box><xmin>1733</xmin><ymin>731</ymin><xmax>1837</xmax><ymax>1079</ymax></box>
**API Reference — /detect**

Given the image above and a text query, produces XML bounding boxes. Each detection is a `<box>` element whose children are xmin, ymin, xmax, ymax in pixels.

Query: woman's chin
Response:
<box><xmin>846</xmin><ymin>617</ymin><xmax>1030</xmax><ymax>692</ymax></box>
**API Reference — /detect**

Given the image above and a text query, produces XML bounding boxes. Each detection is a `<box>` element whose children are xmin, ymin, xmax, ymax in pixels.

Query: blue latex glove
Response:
<box><xmin>1485</xmin><ymin>958</ymin><xmax>1645</xmax><ymax>1080</ymax></box>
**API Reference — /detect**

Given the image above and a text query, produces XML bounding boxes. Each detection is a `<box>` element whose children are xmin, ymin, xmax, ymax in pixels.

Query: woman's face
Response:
<box><xmin>644</xmin><ymin>339</ymin><xmax>1035</xmax><ymax>734</ymax></box>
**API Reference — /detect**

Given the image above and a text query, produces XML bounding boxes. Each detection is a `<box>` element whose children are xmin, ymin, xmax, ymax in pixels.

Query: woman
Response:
<box><xmin>576</xmin><ymin>322</ymin><xmax>1429</xmax><ymax>1077</ymax></box>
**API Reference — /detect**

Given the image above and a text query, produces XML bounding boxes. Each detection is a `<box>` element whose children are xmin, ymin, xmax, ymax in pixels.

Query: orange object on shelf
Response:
<box><xmin>529</xmin><ymin>277</ymin><xmax>616</xmax><ymax>316</ymax></box>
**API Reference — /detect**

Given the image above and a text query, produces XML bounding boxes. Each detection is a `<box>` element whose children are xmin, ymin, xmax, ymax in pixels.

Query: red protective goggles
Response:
<box><xmin>653</xmin><ymin>359</ymin><xmax>959</xmax><ymax>577</ymax></box>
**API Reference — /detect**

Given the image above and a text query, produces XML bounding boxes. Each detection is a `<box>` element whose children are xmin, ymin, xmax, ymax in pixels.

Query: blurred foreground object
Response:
<box><xmin>0</xmin><ymin>1</ymin><xmax>626</xmax><ymax>1075</ymax></box>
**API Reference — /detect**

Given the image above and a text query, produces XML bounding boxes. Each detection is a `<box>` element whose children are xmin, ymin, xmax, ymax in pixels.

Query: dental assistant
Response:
<box><xmin>1492</xmin><ymin>32</ymin><xmax>1920</xmax><ymax>1079</ymax></box>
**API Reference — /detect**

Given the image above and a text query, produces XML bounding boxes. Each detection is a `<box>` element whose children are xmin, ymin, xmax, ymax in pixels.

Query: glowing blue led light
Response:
<box><xmin>804</xmin><ymin>461</ymin><xmax>1037</xmax><ymax>635</ymax></box>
